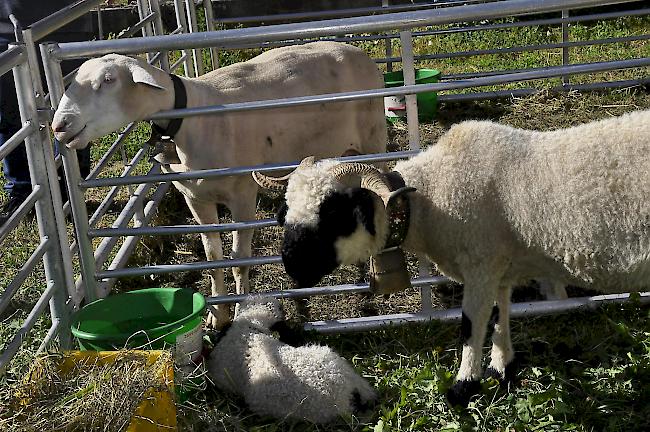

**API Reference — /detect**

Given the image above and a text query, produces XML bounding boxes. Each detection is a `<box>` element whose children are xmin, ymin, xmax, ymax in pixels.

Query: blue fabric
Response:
<box><xmin>0</xmin><ymin>27</ymin><xmax>92</xmax><ymax>197</ymax></box>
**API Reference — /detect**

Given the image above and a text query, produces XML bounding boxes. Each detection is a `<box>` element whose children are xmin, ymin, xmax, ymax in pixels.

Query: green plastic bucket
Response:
<box><xmin>71</xmin><ymin>287</ymin><xmax>206</xmax><ymax>365</ymax></box>
<box><xmin>383</xmin><ymin>69</ymin><xmax>441</xmax><ymax>121</ymax></box>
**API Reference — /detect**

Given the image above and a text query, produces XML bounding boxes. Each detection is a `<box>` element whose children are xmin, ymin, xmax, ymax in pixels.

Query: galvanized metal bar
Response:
<box><xmin>92</xmin><ymin>165</ymin><xmax>160</xmax><ymax>270</ymax></box>
<box><xmin>212</xmin><ymin>0</ymin><xmax>496</xmax><ymax>24</ymax></box>
<box><xmin>198</xmin><ymin>7</ymin><xmax>650</xmax><ymax>52</ymax></box>
<box><xmin>170</xmin><ymin>53</ymin><xmax>189</xmax><ymax>71</ymax></box>
<box><xmin>172</xmin><ymin>0</ymin><xmax>194</xmax><ymax>77</ymax></box>
<box><xmin>140</xmin><ymin>57</ymin><xmax>650</xmax><ymax>123</ymax></box>
<box><xmin>82</xmin><ymin>150</ymin><xmax>419</xmax><ymax>188</ymax></box>
<box><xmin>258</xmin><ymin>7</ymin><xmax>650</xmax><ymax>49</ymax></box>
<box><xmin>30</xmin><ymin>0</ymin><xmax>101</xmax><ymax>42</ymax></box>
<box><xmin>206</xmin><ymin>276</ymin><xmax>450</xmax><ymax>305</ymax></box>
<box><xmin>0</xmin><ymin>185</ymin><xmax>41</xmax><ymax>245</ymax></box>
<box><xmin>96</xmin><ymin>2</ymin><xmax>104</xmax><ymax>40</ymax></box>
<box><xmin>185</xmin><ymin>0</ymin><xmax>205</xmax><ymax>76</ymax></box>
<box><xmin>89</xmin><ymin>218</ymin><xmax>277</xmax><ymax>237</ymax></box>
<box><xmin>136</xmin><ymin>0</ymin><xmax>155</xmax><ymax>63</ymax></box>
<box><xmin>0</xmin><ymin>44</ymin><xmax>24</xmax><ymax>76</ymax></box>
<box><xmin>562</xmin><ymin>9</ymin><xmax>571</xmax><ymax>86</ymax></box>
<box><xmin>202</xmin><ymin>0</ymin><xmax>219</xmax><ymax>70</ymax></box>
<box><xmin>15</xmin><ymin>43</ymin><xmax>76</xmax><ymax>346</ymax></box>
<box><xmin>95</xmin><ymin>255</ymin><xmax>283</xmax><ymax>280</ymax></box>
<box><xmin>50</xmin><ymin>0</ymin><xmax>640</xmax><ymax>59</ymax></box>
<box><xmin>377</xmin><ymin>34</ymin><xmax>650</xmax><ymax>64</ymax></box>
<box><xmin>117</xmin><ymin>12</ymin><xmax>156</xmax><ymax>40</ymax></box>
<box><xmin>0</xmin><ymin>238</ymin><xmax>49</xmax><ymax>316</ymax></box>
<box><xmin>149</xmin><ymin>0</ymin><xmax>170</xmax><ymax>71</ymax></box>
<box><xmin>22</xmin><ymin>35</ymin><xmax>79</xmax><ymax>311</ymax></box>
<box><xmin>97</xmin><ymin>182</ymin><xmax>172</xmax><ymax>295</ymax></box>
<box><xmin>305</xmin><ymin>292</ymin><xmax>650</xmax><ymax>333</ymax></box>
<box><xmin>399</xmin><ymin>31</ymin><xmax>420</xmax><ymax>151</ymax></box>
<box><xmin>87</xmin><ymin>122</ymin><xmax>137</xmax><ymax>180</ymax></box>
<box><xmin>36</xmin><ymin>318</ymin><xmax>60</xmax><ymax>355</ymax></box>
<box><xmin>438</xmin><ymin>77</ymin><xmax>650</xmax><ymax>102</ymax></box>
<box><xmin>0</xmin><ymin>121</ymin><xmax>34</xmax><ymax>160</ymax></box>
<box><xmin>0</xmin><ymin>281</ymin><xmax>57</xmax><ymax>376</ymax></box>
<box><xmin>40</xmin><ymin>42</ymin><xmax>99</xmax><ymax>304</ymax></box>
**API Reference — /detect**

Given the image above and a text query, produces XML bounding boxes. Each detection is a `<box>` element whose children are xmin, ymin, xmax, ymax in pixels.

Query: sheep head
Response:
<box><xmin>253</xmin><ymin>157</ymin><xmax>391</xmax><ymax>288</ymax></box>
<box><xmin>52</xmin><ymin>54</ymin><xmax>170</xmax><ymax>149</ymax></box>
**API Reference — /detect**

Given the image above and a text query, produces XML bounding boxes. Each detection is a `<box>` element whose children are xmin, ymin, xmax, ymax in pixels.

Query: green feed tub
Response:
<box><xmin>71</xmin><ymin>287</ymin><xmax>206</xmax><ymax>358</ymax></box>
<box><xmin>383</xmin><ymin>68</ymin><xmax>441</xmax><ymax>122</ymax></box>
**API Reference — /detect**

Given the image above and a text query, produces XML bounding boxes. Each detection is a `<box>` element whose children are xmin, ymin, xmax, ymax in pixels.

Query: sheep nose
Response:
<box><xmin>52</xmin><ymin>118</ymin><xmax>67</xmax><ymax>133</ymax></box>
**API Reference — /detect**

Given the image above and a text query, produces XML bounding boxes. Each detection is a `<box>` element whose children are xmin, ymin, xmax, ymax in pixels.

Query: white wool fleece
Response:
<box><xmin>283</xmin><ymin>159</ymin><xmax>342</xmax><ymax>227</ymax></box>
<box><xmin>207</xmin><ymin>297</ymin><xmax>377</xmax><ymax>424</ymax></box>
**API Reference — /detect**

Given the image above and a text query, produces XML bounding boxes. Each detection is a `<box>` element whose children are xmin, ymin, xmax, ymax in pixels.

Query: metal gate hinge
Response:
<box><xmin>37</xmin><ymin>107</ymin><xmax>55</xmax><ymax>124</ymax></box>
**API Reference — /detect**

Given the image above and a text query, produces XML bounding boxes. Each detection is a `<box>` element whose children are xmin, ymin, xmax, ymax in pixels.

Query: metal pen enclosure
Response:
<box><xmin>2</xmin><ymin>0</ymin><xmax>649</xmax><ymax>375</ymax></box>
<box><xmin>0</xmin><ymin>0</ymin><xmax>198</xmax><ymax>375</ymax></box>
<box><xmin>42</xmin><ymin>0</ymin><xmax>650</xmax><ymax>332</ymax></box>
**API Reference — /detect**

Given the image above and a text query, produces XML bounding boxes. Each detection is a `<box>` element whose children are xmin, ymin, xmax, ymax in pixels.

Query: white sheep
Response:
<box><xmin>51</xmin><ymin>42</ymin><xmax>388</xmax><ymax>327</ymax></box>
<box><xmin>206</xmin><ymin>296</ymin><xmax>377</xmax><ymax>423</ymax></box>
<box><xmin>253</xmin><ymin>110</ymin><xmax>650</xmax><ymax>407</ymax></box>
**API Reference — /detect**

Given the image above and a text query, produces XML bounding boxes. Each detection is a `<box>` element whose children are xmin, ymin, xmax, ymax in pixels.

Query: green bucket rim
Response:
<box><xmin>70</xmin><ymin>287</ymin><xmax>206</xmax><ymax>342</ymax></box>
<box><xmin>383</xmin><ymin>68</ymin><xmax>441</xmax><ymax>87</ymax></box>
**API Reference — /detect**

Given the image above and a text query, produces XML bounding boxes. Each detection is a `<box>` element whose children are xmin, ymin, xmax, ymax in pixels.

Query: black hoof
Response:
<box><xmin>484</xmin><ymin>359</ymin><xmax>518</xmax><ymax>384</ymax></box>
<box><xmin>447</xmin><ymin>379</ymin><xmax>482</xmax><ymax>408</ymax></box>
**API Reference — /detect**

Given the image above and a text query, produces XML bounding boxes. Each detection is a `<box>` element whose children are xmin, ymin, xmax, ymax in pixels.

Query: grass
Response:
<box><xmin>1</xmin><ymin>11</ymin><xmax>649</xmax><ymax>432</ymax></box>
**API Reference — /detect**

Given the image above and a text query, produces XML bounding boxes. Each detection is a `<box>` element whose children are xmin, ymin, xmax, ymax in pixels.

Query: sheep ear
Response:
<box><xmin>128</xmin><ymin>63</ymin><xmax>166</xmax><ymax>90</ymax></box>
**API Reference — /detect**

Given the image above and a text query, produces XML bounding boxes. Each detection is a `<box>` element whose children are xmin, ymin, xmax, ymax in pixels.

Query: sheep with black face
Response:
<box><xmin>253</xmin><ymin>110</ymin><xmax>650</xmax><ymax>407</ymax></box>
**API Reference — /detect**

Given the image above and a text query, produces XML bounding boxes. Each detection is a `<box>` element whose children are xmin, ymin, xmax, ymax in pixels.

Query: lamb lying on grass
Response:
<box><xmin>253</xmin><ymin>109</ymin><xmax>650</xmax><ymax>407</ymax></box>
<box><xmin>207</xmin><ymin>297</ymin><xmax>377</xmax><ymax>423</ymax></box>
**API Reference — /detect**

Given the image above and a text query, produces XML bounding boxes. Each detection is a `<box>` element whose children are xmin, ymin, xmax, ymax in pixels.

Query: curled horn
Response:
<box><xmin>252</xmin><ymin>156</ymin><xmax>315</xmax><ymax>191</ymax></box>
<box><xmin>331</xmin><ymin>163</ymin><xmax>391</xmax><ymax>202</ymax></box>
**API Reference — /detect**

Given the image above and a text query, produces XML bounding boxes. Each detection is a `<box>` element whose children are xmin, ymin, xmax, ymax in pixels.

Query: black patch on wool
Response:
<box><xmin>277</xmin><ymin>201</ymin><xmax>288</xmax><ymax>227</ymax></box>
<box><xmin>350</xmin><ymin>389</ymin><xmax>376</xmax><ymax>413</ymax></box>
<box><xmin>461</xmin><ymin>311</ymin><xmax>472</xmax><ymax>343</ymax></box>
<box><xmin>281</xmin><ymin>188</ymin><xmax>376</xmax><ymax>288</ymax></box>
<box><xmin>447</xmin><ymin>379</ymin><xmax>482</xmax><ymax>408</ymax></box>
<box><xmin>270</xmin><ymin>320</ymin><xmax>307</xmax><ymax>347</ymax></box>
<box><xmin>487</xmin><ymin>304</ymin><xmax>499</xmax><ymax>335</ymax></box>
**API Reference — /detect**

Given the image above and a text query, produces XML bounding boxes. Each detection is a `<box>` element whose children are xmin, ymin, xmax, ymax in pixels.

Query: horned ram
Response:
<box><xmin>253</xmin><ymin>110</ymin><xmax>650</xmax><ymax>406</ymax></box>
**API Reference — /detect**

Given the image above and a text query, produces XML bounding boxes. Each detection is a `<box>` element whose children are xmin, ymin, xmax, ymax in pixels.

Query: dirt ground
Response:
<box><xmin>119</xmin><ymin>87</ymin><xmax>650</xmax><ymax>324</ymax></box>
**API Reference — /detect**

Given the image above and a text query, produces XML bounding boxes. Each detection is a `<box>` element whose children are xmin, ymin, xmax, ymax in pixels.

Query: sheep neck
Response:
<box><xmin>151</xmin><ymin>74</ymin><xmax>187</xmax><ymax>139</ymax></box>
<box><xmin>381</xmin><ymin>171</ymin><xmax>414</xmax><ymax>250</ymax></box>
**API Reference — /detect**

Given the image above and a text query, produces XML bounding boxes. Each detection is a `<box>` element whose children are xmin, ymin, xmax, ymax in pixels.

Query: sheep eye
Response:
<box><xmin>104</xmin><ymin>75</ymin><xmax>114</xmax><ymax>84</ymax></box>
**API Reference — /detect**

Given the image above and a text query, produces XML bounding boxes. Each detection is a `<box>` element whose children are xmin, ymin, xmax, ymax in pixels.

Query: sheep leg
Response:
<box><xmin>485</xmin><ymin>286</ymin><xmax>516</xmax><ymax>383</ymax></box>
<box><xmin>228</xmin><ymin>192</ymin><xmax>257</xmax><ymax>317</ymax></box>
<box><xmin>447</xmin><ymin>277</ymin><xmax>498</xmax><ymax>407</ymax></box>
<box><xmin>184</xmin><ymin>197</ymin><xmax>230</xmax><ymax>329</ymax></box>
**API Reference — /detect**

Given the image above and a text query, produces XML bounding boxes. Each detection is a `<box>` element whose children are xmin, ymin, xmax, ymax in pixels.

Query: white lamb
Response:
<box><xmin>51</xmin><ymin>41</ymin><xmax>387</xmax><ymax>327</ymax></box>
<box><xmin>253</xmin><ymin>110</ymin><xmax>650</xmax><ymax>407</ymax></box>
<box><xmin>207</xmin><ymin>296</ymin><xmax>377</xmax><ymax>423</ymax></box>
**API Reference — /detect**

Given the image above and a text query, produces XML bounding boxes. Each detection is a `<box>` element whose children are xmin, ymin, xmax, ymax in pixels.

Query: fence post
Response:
<box><xmin>40</xmin><ymin>42</ymin><xmax>99</xmax><ymax>304</ymax></box>
<box><xmin>11</xmin><ymin>42</ymin><xmax>74</xmax><ymax>348</ymax></box>
<box><xmin>562</xmin><ymin>9</ymin><xmax>570</xmax><ymax>86</ymax></box>
<box><xmin>21</xmin><ymin>29</ymin><xmax>80</xmax><ymax>309</ymax></box>
<box><xmin>173</xmin><ymin>0</ymin><xmax>195</xmax><ymax>76</ymax></box>
<box><xmin>150</xmin><ymin>0</ymin><xmax>170</xmax><ymax>71</ymax></box>
<box><xmin>202</xmin><ymin>0</ymin><xmax>219</xmax><ymax>70</ymax></box>
<box><xmin>185</xmin><ymin>0</ymin><xmax>205</xmax><ymax>76</ymax></box>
